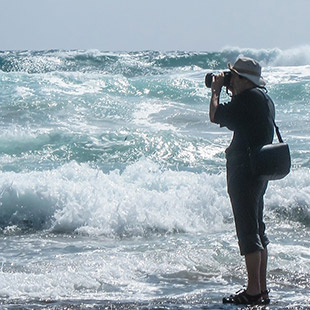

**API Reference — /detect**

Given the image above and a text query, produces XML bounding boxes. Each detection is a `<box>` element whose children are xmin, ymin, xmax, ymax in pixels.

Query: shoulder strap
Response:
<box><xmin>273</xmin><ymin>119</ymin><xmax>284</xmax><ymax>143</ymax></box>
<box><xmin>258</xmin><ymin>89</ymin><xmax>284</xmax><ymax>143</ymax></box>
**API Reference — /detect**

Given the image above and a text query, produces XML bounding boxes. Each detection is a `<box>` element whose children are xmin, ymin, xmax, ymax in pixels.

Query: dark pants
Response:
<box><xmin>227</xmin><ymin>158</ymin><xmax>269</xmax><ymax>256</ymax></box>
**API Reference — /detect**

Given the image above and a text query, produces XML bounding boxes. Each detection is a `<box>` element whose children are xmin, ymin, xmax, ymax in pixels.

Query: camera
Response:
<box><xmin>205</xmin><ymin>71</ymin><xmax>231</xmax><ymax>88</ymax></box>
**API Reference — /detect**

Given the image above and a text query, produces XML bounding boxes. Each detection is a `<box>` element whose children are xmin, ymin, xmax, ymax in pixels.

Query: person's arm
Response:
<box><xmin>209</xmin><ymin>73</ymin><xmax>224</xmax><ymax>123</ymax></box>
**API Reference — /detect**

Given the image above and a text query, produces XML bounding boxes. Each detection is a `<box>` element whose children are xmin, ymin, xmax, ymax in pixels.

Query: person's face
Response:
<box><xmin>229</xmin><ymin>71</ymin><xmax>244</xmax><ymax>95</ymax></box>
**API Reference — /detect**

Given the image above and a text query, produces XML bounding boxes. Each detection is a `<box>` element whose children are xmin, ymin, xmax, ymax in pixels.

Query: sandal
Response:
<box><xmin>261</xmin><ymin>289</ymin><xmax>270</xmax><ymax>305</ymax></box>
<box><xmin>223</xmin><ymin>289</ymin><xmax>262</xmax><ymax>305</ymax></box>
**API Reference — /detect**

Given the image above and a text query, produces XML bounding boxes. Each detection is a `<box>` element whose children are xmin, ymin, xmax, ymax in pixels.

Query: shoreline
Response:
<box><xmin>2</xmin><ymin>294</ymin><xmax>310</xmax><ymax>310</ymax></box>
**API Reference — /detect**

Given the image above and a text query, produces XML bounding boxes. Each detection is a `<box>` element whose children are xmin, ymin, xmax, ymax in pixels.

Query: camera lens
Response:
<box><xmin>205</xmin><ymin>71</ymin><xmax>231</xmax><ymax>88</ymax></box>
<box><xmin>205</xmin><ymin>73</ymin><xmax>213</xmax><ymax>88</ymax></box>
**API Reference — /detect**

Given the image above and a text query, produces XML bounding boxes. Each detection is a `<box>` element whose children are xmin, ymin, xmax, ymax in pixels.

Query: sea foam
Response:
<box><xmin>0</xmin><ymin>160</ymin><xmax>229</xmax><ymax>236</ymax></box>
<box><xmin>0</xmin><ymin>159</ymin><xmax>308</xmax><ymax>236</ymax></box>
<box><xmin>221</xmin><ymin>45</ymin><xmax>310</xmax><ymax>67</ymax></box>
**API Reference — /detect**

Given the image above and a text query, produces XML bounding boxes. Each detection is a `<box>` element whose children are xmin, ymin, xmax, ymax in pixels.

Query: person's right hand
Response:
<box><xmin>211</xmin><ymin>72</ymin><xmax>224</xmax><ymax>95</ymax></box>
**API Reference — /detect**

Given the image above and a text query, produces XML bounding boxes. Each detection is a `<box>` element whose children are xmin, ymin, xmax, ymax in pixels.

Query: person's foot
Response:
<box><xmin>261</xmin><ymin>289</ymin><xmax>270</xmax><ymax>305</ymax></box>
<box><xmin>222</xmin><ymin>289</ymin><xmax>262</xmax><ymax>305</ymax></box>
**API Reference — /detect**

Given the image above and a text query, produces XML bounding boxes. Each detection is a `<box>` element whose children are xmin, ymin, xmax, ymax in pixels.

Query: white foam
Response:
<box><xmin>271</xmin><ymin>46</ymin><xmax>310</xmax><ymax>67</ymax></box>
<box><xmin>41</xmin><ymin>73</ymin><xmax>107</xmax><ymax>96</ymax></box>
<box><xmin>0</xmin><ymin>159</ymin><xmax>230</xmax><ymax>236</ymax></box>
<box><xmin>266</xmin><ymin>168</ymin><xmax>310</xmax><ymax>214</ymax></box>
<box><xmin>263</xmin><ymin>65</ymin><xmax>310</xmax><ymax>85</ymax></box>
<box><xmin>222</xmin><ymin>45</ymin><xmax>310</xmax><ymax>67</ymax></box>
<box><xmin>14</xmin><ymin>86</ymin><xmax>34</xmax><ymax>98</ymax></box>
<box><xmin>0</xmin><ymin>159</ymin><xmax>308</xmax><ymax>237</ymax></box>
<box><xmin>0</xmin><ymin>160</ymin><xmax>309</xmax><ymax>302</ymax></box>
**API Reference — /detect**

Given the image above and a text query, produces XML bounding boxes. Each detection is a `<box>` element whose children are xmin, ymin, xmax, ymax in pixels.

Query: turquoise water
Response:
<box><xmin>0</xmin><ymin>48</ymin><xmax>310</xmax><ymax>309</ymax></box>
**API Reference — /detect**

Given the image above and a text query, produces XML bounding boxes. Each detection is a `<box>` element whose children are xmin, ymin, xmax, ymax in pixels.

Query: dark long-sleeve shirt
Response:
<box><xmin>214</xmin><ymin>88</ymin><xmax>275</xmax><ymax>162</ymax></box>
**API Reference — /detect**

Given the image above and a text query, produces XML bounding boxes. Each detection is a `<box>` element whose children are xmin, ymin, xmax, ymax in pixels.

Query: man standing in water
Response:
<box><xmin>209</xmin><ymin>57</ymin><xmax>274</xmax><ymax>305</ymax></box>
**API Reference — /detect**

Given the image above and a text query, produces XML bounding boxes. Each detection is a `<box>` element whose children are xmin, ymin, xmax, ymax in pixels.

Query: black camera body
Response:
<box><xmin>205</xmin><ymin>71</ymin><xmax>231</xmax><ymax>88</ymax></box>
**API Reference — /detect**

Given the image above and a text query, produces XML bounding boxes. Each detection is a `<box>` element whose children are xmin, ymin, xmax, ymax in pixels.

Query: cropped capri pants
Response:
<box><xmin>226</xmin><ymin>160</ymin><xmax>269</xmax><ymax>256</ymax></box>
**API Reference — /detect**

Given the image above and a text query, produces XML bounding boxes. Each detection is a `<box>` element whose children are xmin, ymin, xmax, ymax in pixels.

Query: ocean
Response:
<box><xmin>0</xmin><ymin>47</ymin><xmax>309</xmax><ymax>309</ymax></box>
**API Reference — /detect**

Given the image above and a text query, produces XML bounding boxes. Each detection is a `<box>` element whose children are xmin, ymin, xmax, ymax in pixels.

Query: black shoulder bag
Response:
<box><xmin>249</xmin><ymin>93</ymin><xmax>291</xmax><ymax>181</ymax></box>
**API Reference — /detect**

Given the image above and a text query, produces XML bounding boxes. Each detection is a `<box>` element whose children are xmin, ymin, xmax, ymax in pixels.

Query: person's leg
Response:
<box><xmin>260</xmin><ymin>247</ymin><xmax>269</xmax><ymax>302</ymax></box>
<box><xmin>245</xmin><ymin>250</ymin><xmax>261</xmax><ymax>296</ymax></box>
<box><xmin>223</xmin><ymin>250</ymin><xmax>262</xmax><ymax>305</ymax></box>
<box><xmin>260</xmin><ymin>247</ymin><xmax>268</xmax><ymax>291</ymax></box>
<box><xmin>257</xmin><ymin>182</ymin><xmax>269</xmax><ymax>299</ymax></box>
<box><xmin>224</xmin><ymin>164</ymin><xmax>269</xmax><ymax>304</ymax></box>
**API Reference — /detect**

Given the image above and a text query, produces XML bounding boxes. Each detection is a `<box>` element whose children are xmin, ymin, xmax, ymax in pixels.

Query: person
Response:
<box><xmin>209</xmin><ymin>57</ymin><xmax>275</xmax><ymax>305</ymax></box>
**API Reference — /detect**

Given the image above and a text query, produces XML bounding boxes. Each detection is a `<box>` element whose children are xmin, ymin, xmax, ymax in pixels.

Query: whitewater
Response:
<box><xmin>0</xmin><ymin>47</ymin><xmax>309</xmax><ymax>309</ymax></box>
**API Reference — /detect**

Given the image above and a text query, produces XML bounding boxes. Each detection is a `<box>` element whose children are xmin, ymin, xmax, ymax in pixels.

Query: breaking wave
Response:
<box><xmin>1</xmin><ymin>47</ymin><xmax>310</xmax><ymax>76</ymax></box>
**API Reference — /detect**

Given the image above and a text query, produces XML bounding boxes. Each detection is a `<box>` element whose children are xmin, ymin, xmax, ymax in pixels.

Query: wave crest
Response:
<box><xmin>221</xmin><ymin>46</ymin><xmax>310</xmax><ymax>66</ymax></box>
<box><xmin>2</xmin><ymin>47</ymin><xmax>310</xmax><ymax>76</ymax></box>
<box><xmin>0</xmin><ymin>160</ymin><xmax>309</xmax><ymax>237</ymax></box>
<box><xmin>0</xmin><ymin>160</ymin><xmax>228</xmax><ymax>237</ymax></box>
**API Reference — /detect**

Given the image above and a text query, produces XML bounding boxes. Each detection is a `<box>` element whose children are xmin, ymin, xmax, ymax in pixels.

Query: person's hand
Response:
<box><xmin>211</xmin><ymin>73</ymin><xmax>224</xmax><ymax>95</ymax></box>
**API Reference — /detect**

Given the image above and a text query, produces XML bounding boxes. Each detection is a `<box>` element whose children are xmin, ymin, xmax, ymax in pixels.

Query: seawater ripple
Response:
<box><xmin>0</xmin><ymin>160</ymin><xmax>309</xmax><ymax>236</ymax></box>
<box><xmin>0</xmin><ymin>49</ymin><xmax>309</xmax><ymax>232</ymax></box>
<box><xmin>1</xmin><ymin>47</ymin><xmax>310</xmax><ymax>75</ymax></box>
<box><xmin>0</xmin><ymin>49</ymin><xmax>309</xmax><ymax>307</ymax></box>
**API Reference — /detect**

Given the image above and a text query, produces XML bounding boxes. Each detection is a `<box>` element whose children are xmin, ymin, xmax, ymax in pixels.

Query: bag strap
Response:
<box><xmin>273</xmin><ymin>119</ymin><xmax>284</xmax><ymax>143</ymax></box>
<box><xmin>259</xmin><ymin>89</ymin><xmax>284</xmax><ymax>143</ymax></box>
